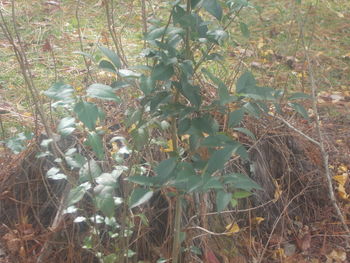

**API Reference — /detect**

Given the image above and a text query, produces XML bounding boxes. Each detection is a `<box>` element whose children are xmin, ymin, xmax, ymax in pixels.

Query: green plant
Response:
<box><xmin>3</xmin><ymin>0</ymin><xmax>311</xmax><ymax>262</ymax></box>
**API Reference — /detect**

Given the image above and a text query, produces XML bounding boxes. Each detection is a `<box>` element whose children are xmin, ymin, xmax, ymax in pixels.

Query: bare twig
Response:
<box><xmin>268</xmin><ymin>114</ymin><xmax>320</xmax><ymax>147</ymax></box>
<box><xmin>257</xmin><ymin>187</ymin><xmax>308</xmax><ymax>263</ymax></box>
<box><xmin>301</xmin><ymin>30</ymin><xmax>350</xmax><ymax>249</ymax></box>
<box><xmin>75</xmin><ymin>0</ymin><xmax>93</xmax><ymax>81</ymax></box>
<box><xmin>104</xmin><ymin>0</ymin><xmax>128</xmax><ymax>67</ymax></box>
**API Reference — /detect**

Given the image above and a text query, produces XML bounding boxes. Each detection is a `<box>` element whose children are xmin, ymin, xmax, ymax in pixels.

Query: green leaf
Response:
<box><xmin>205</xmin><ymin>145</ymin><xmax>235</xmax><ymax>176</ymax></box>
<box><xmin>67</xmin><ymin>183</ymin><xmax>91</xmax><ymax>206</ymax></box>
<box><xmin>58</xmin><ymin>117</ymin><xmax>76</xmax><ymax>136</ymax></box>
<box><xmin>96</xmin><ymin>172</ymin><xmax>119</xmax><ymax>187</ymax></box>
<box><xmin>95</xmin><ymin>188</ymin><xmax>115</xmax><ymax>217</ymax></box>
<box><xmin>87</xmin><ymin>84</ymin><xmax>120</xmax><ymax>102</ymax></box>
<box><xmin>234</xmin><ymin>128</ymin><xmax>256</xmax><ymax>140</ymax></box>
<box><xmin>207</xmin><ymin>29</ymin><xmax>228</xmax><ymax>45</ymax></box>
<box><xmin>202</xmin><ymin>177</ymin><xmax>223</xmax><ymax>191</ymax></box>
<box><xmin>44</xmin><ymin>82</ymin><xmax>74</xmax><ymax>106</ymax></box>
<box><xmin>46</xmin><ymin>167</ymin><xmax>67</xmax><ymax>180</ymax></box>
<box><xmin>191</xmin><ymin>0</ymin><xmax>202</xmax><ymax>8</ymax></box>
<box><xmin>178</xmin><ymin>118</ymin><xmax>191</xmax><ymax>134</ymax></box>
<box><xmin>201</xmin><ymin>68</ymin><xmax>233</xmax><ymax>105</ymax></box>
<box><xmin>65</xmin><ymin>153</ymin><xmax>86</xmax><ymax>169</ymax></box>
<box><xmin>118</xmin><ymin>69</ymin><xmax>141</xmax><ymax>78</ymax></box>
<box><xmin>130</xmin><ymin>128</ymin><xmax>149</xmax><ymax>151</ymax></box>
<box><xmin>98</xmin><ymin>46</ymin><xmax>122</xmax><ymax>68</ymax></box>
<box><xmin>152</xmin><ymin>63</ymin><xmax>174</xmax><ymax>81</ymax></box>
<box><xmin>290</xmin><ymin>102</ymin><xmax>309</xmax><ymax>120</ymax></box>
<box><xmin>154</xmin><ymin>157</ymin><xmax>178</xmax><ymax>182</ymax></box>
<box><xmin>231</xmin><ymin>198</ymin><xmax>238</xmax><ymax>207</ymax></box>
<box><xmin>79</xmin><ymin>159</ymin><xmax>102</xmax><ymax>183</ymax></box>
<box><xmin>201</xmin><ymin>134</ymin><xmax>234</xmax><ymax>147</ymax></box>
<box><xmin>233</xmin><ymin>190</ymin><xmax>251</xmax><ymax>199</ymax></box>
<box><xmin>140</xmin><ymin>75</ymin><xmax>155</xmax><ymax>95</ymax></box>
<box><xmin>239</xmin><ymin>22</ymin><xmax>250</xmax><ymax>38</ymax></box>
<box><xmin>72</xmin><ymin>50</ymin><xmax>94</xmax><ymax>60</ymax></box>
<box><xmin>224</xmin><ymin>173</ymin><xmax>261</xmax><ymax>191</ymax></box>
<box><xmin>86</xmin><ymin>131</ymin><xmax>105</xmax><ymax>160</ymax></box>
<box><xmin>99</xmin><ymin>60</ymin><xmax>117</xmax><ymax>73</ymax></box>
<box><xmin>127</xmin><ymin>176</ymin><xmax>155</xmax><ymax>186</ymax></box>
<box><xmin>192</xmin><ymin>115</ymin><xmax>219</xmax><ymax>135</ymax></box>
<box><xmin>74</xmin><ymin>101</ymin><xmax>99</xmax><ymax>130</ymax></box>
<box><xmin>171</xmin><ymin>163</ymin><xmax>200</xmax><ymax>192</ymax></box>
<box><xmin>228</xmin><ymin>109</ymin><xmax>244</xmax><ymax>127</ymax></box>
<box><xmin>146</xmin><ymin>26</ymin><xmax>166</xmax><ymax>40</ymax></box>
<box><xmin>236</xmin><ymin>71</ymin><xmax>256</xmax><ymax>93</ymax></box>
<box><xmin>180</xmin><ymin>60</ymin><xmax>194</xmax><ymax>78</ymax></box>
<box><xmin>243</xmin><ymin>102</ymin><xmax>261</xmax><ymax>118</ymax></box>
<box><xmin>203</xmin><ymin>0</ymin><xmax>223</xmax><ymax>20</ymax></box>
<box><xmin>235</xmin><ymin>145</ymin><xmax>249</xmax><ymax>160</ymax></box>
<box><xmin>216</xmin><ymin>190</ymin><xmax>232</xmax><ymax>212</ymax></box>
<box><xmin>129</xmin><ymin>188</ymin><xmax>153</xmax><ymax>209</ymax></box>
<box><xmin>111</xmin><ymin>81</ymin><xmax>130</xmax><ymax>90</ymax></box>
<box><xmin>103</xmin><ymin>254</ymin><xmax>117</xmax><ymax>263</ymax></box>
<box><xmin>5</xmin><ymin>131</ymin><xmax>33</xmax><ymax>154</ymax></box>
<box><xmin>287</xmin><ymin>92</ymin><xmax>311</xmax><ymax>101</ymax></box>
<box><xmin>179</xmin><ymin>82</ymin><xmax>201</xmax><ymax>108</ymax></box>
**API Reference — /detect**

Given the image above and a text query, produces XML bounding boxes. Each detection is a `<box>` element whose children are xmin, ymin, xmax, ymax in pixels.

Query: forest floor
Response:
<box><xmin>0</xmin><ymin>0</ymin><xmax>350</xmax><ymax>262</ymax></box>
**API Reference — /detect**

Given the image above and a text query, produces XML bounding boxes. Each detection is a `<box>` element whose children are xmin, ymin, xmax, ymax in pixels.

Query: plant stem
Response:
<box><xmin>75</xmin><ymin>0</ymin><xmax>93</xmax><ymax>81</ymax></box>
<box><xmin>296</xmin><ymin>3</ymin><xmax>350</xmax><ymax>248</ymax></box>
<box><xmin>171</xmin><ymin>1</ymin><xmax>192</xmax><ymax>261</ymax></box>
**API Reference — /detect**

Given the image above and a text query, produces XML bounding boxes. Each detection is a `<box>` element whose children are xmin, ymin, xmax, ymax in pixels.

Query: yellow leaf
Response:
<box><xmin>333</xmin><ymin>174</ymin><xmax>347</xmax><ymax>186</ymax></box>
<box><xmin>337</xmin><ymin>184</ymin><xmax>349</xmax><ymax>200</ymax></box>
<box><xmin>110</xmin><ymin>142</ymin><xmax>119</xmax><ymax>155</ymax></box>
<box><xmin>262</xmin><ymin>50</ymin><xmax>273</xmax><ymax>56</ymax></box>
<box><xmin>128</xmin><ymin>124</ymin><xmax>136</xmax><ymax>133</ymax></box>
<box><xmin>338</xmin><ymin>165</ymin><xmax>348</xmax><ymax>173</ymax></box>
<box><xmin>161</xmin><ymin>140</ymin><xmax>174</xmax><ymax>153</ymax></box>
<box><xmin>181</xmin><ymin>134</ymin><xmax>190</xmax><ymax>141</ymax></box>
<box><xmin>273</xmin><ymin>179</ymin><xmax>282</xmax><ymax>202</ymax></box>
<box><xmin>257</xmin><ymin>38</ymin><xmax>264</xmax><ymax>49</ymax></box>
<box><xmin>336</xmin><ymin>12</ymin><xmax>344</xmax><ymax>18</ymax></box>
<box><xmin>75</xmin><ymin>86</ymin><xmax>83</xmax><ymax>92</ymax></box>
<box><xmin>272</xmin><ymin>248</ymin><xmax>285</xmax><ymax>259</ymax></box>
<box><xmin>252</xmin><ymin>217</ymin><xmax>265</xmax><ymax>225</ymax></box>
<box><xmin>225</xmin><ymin>222</ymin><xmax>240</xmax><ymax>236</ymax></box>
<box><xmin>327</xmin><ymin>249</ymin><xmax>346</xmax><ymax>261</ymax></box>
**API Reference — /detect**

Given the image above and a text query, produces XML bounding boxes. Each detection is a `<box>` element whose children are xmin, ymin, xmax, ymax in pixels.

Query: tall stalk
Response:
<box><xmin>171</xmin><ymin>1</ymin><xmax>192</xmax><ymax>262</ymax></box>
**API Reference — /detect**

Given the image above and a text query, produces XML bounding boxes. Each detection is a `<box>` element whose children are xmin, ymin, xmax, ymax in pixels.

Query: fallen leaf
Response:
<box><xmin>252</xmin><ymin>217</ymin><xmax>265</xmax><ymax>225</ymax></box>
<box><xmin>160</xmin><ymin>140</ymin><xmax>173</xmax><ymax>153</ymax></box>
<box><xmin>296</xmin><ymin>226</ymin><xmax>311</xmax><ymax>251</ymax></box>
<box><xmin>128</xmin><ymin>124</ymin><xmax>136</xmax><ymax>133</ymax></box>
<box><xmin>273</xmin><ymin>179</ymin><xmax>282</xmax><ymax>202</ymax></box>
<box><xmin>338</xmin><ymin>165</ymin><xmax>348</xmax><ymax>173</ymax></box>
<box><xmin>225</xmin><ymin>222</ymin><xmax>240</xmax><ymax>236</ymax></box>
<box><xmin>42</xmin><ymin>38</ymin><xmax>52</xmax><ymax>52</ymax></box>
<box><xmin>333</xmin><ymin>174</ymin><xmax>347</xmax><ymax>185</ymax></box>
<box><xmin>327</xmin><ymin>249</ymin><xmax>346</xmax><ymax>262</ymax></box>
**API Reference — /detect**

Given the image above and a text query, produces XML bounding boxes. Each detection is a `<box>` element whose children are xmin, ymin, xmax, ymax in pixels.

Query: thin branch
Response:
<box><xmin>268</xmin><ymin>113</ymin><xmax>320</xmax><ymax>147</ymax></box>
<box><xmin>75</xmin><ymin>0</ymin><xmax>93</xmax><ymax>81</ymax></box>
<box><xmin>296</xmin><ymin>2</ymin><xmax>350</xmax><ymax>248</ymax></box>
